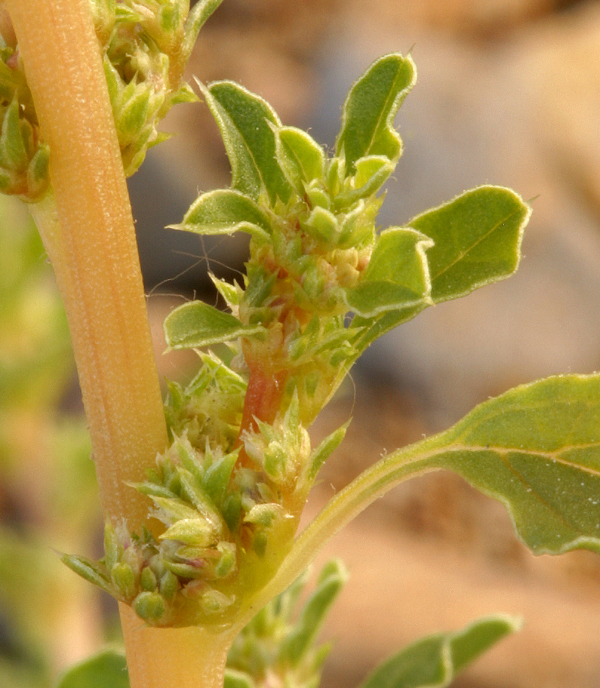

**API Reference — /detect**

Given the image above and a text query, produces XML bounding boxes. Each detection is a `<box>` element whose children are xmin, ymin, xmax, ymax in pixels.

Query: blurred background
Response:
<box><xmin>3</xmin><ymin>0</ymin><xmax>600</xmax><ymax>686</ymax></box>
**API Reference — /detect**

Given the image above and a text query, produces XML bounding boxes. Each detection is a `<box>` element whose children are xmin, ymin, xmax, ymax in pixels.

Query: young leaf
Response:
<box><xmin>57</xmin><ymin>650</ymin><xmax>129</xmax><ymax>688</ymax></box>
<box><xmin>351</xmin><ymin>185</ymin><xmax>530</xmax><ymax>353</ymax></box>
<box><xmin>172</xmin><ymin>189</ymin><xmax>272</xmax><ymax>240</ymax></box>
<box><xmin>277</xmin><ymin>559</ymin><xmax>348</xmax><ymax>668</ymax></box>
<box><xmin>164</xmin><ymin>301</ymin><xmax>266</xmax><ymax>350</ymax></box>
<box><xmin>346</xmin><ymin>227</ymin><xmax>433</xmax><ymax>317</ymax></box>
<box><xmin>183</xmin><ymin>0</ymin><xmax>226</xmax><ymax>60</ymax></box>
<box><xmin>276</xmin><ymin>126</ymin><xmax>325</xmax><ymax>189</ymax></box>
<box><xmin>359</xmin><ymin>615</ymin><xmax>519</xmax><ymax>688</ymax></box>
<box><xmin>336</xmin><ymin>53</ymin><xmax>416</xmax><ymax>170</ymax></box>
<box><xmin>200</xmin><ymin>80</ymin><xmax>292</xmax><ymax>205</ymax></box>
<box><xmin>410</xmin><ymin>186</ymin><xmax>531</xmax><ymax>303</ymax></box>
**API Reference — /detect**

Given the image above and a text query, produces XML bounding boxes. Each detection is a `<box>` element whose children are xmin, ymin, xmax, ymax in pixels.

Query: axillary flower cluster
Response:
<box><xmin>0</xmin><ymin>0</ymin><xmax>218</xmax><ymax>200</ymax></box>
<box><xmin>64</xmin><ymin>51</ymin><xmax>439</xmax><ymax>628</ymax></box>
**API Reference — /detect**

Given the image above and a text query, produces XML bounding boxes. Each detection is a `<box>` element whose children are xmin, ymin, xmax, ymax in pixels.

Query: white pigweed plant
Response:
<box><xmin>6</xmin><ymin>1</ymin><xmax>600</xmax><ymax>687</ymax></box>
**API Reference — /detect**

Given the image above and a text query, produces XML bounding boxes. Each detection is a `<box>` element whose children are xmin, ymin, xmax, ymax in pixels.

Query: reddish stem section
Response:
<box><xmin>237</xmin><ymin>354</ymin><xmax>288</xmax><ymax>467</ymax></box>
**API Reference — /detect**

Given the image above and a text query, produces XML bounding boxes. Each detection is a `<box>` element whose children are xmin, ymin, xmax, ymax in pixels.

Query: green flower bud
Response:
<box><xmin>159</xmin><ymin>570</ymin><xmax>180</xmax><ymax>602</ymax></box>
<box><xmin>199</xmin><ymin>589</ymin><xmax>234</xmax><ymax>614</ymax></box>
<box><xmin>133</xmin><ymin>591</ymin><xmax>167</xmax><ymax>624</ymax></box>
<box><xmin>140</xmin><ymin>566</ymin><xmax>158</xmax><ymax>592</ymax></box>
<box><xmin>111</xmin><ymin>562</ymin><xmax>137</xmax><ymax>600</ymax></box>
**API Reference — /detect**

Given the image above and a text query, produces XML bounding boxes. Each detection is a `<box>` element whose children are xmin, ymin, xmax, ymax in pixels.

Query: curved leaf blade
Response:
<box><xmin>264</xmin><ymin>375</ymin><xmax>600</xmax><ymax>610</ymax></box>
<box><xmin>346</xmin><ymin>227</ymin><xmax>433</xmax><ymax>317</ymax></box>
<box><xmin>164</xmin><ymin>301</ymin><xmax>266</xmax><ymax>350</ymax></box>
<box><xmin>201</xmin><ymin>80</ymin><xmax>292</xmax><ymax>205</ymax></box>
<box><xmin>336</xmin><ymin>53</ymin><xmax>416</xmax><ymax>169</ymax></box>
<box><xmin>359</xmin><ymin>615</ymin><xmax>519</xmax><ymax>688</ymax></box>
<box><xmin>410</xmin><ymin>186</ymin><xmax>531</xmax><ymax>303</ymax></box>
<box><xmin>172</xmin><ymin>189</ymin><xmax>272</xmax><ymax>240</ymax></box>
<box><xmin>276</xmin><ymin>126</ymin><xmax>325</xmax><ymax>190</ymax></box>
<box><xmin>57</xmin><ymin>650</ymin><xmax>129</xmax><ymax>688</ymax></box>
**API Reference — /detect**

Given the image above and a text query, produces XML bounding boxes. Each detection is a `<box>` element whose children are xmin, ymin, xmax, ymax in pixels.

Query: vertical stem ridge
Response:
<box><xmin>7</xmin><ymin>2</ymin><xmax>233</xmax><ymax>686</ymax></box>
<box><xmin>7</xmin><ymin>0</ymin><xmax>166</xmax><ymax>532</ymax></box>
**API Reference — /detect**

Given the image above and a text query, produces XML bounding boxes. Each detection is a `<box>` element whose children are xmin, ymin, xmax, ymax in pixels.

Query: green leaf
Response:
<box><xmin>334</xmin><ymin>155</ymin><xmax>395</xmax><ymax>209</ymax></box>
<box><xmin>200</xmin><ymin>80</ymin><xmax>292</xmax><ymax>205</ymax></box>
<box><xmin>265</xmin><ymin>374</ymin><xmax>600</xmax><ymax>609</ymax></box>
<box><xmin>60</xmin><ymin>554</ymin><xmax>114</xmax><ymax>596</ymax></box>
<box><xmin>0</xmin><ymin>99</ymin><xmax>29</xmax><ymax>171</ymax></box>
<box><xmin>336</xmin><ymin>53</ymin><xmax>416</xmax><ymax>170</ymax></box>
<box><xmin>183</xmin><ymin>0</ymin><xmax>226</xmax><ymax>59</ymax></box>
<box><xmin>164</xmin><ymin>301</ymin><xmax>266</xmax><ymax>350</ymax></box>
<box><xmin>57</xmin><ymin>650</ymin><xmax>129</xmax><ymax>688</ymax></box>
<box><xmin>173</xmin><ymin>189</ymin><xmax>272</xmax><ymax>240</ymax></box>
<box><xmin>308</xmin><ymin>422</ymin><xmax>350</xmax><ymax>481</ymax></box>
<box><xmin>359</xmin><ymin>615</ymin><xmax>519</xmax><ymax>688</ymax></box>
<box><xmin>436</xmin><ymin>374</ymin><xmax>600</xmax><ymax>555</ymax></box>
<box><xmin>350</xmin><ymin>186</ymin><xmax>530</xmax><ymax>354</ymax></box>
<box><xmin>276</xmin><ymin>126</ymin><xmax>325</xmax><ymax>189</ymax></box>
<box><xmin>277</xmin><ymin>559</ymin><xmax>348</xmax><ymax>668</ymax></box>
<box><xmin>346</xmin><ymin>227</ymin><xmax>433</xmax><ymax>317</ymax></box>
<box><xmin>409</xmin><ymin>186</ymin><xmax>531</xmax><ymax>303</ymax></box>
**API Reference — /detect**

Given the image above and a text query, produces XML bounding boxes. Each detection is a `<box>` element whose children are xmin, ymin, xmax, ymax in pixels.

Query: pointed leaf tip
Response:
<box><xmin>336</xmin><ymin>53</ymin><xmax>416</xmax><ymax>170</ymax></box>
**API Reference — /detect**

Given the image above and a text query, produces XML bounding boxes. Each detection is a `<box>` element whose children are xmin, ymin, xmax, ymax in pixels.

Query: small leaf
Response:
<box><xmin>164</xmin><ymin>301</ymin><xmax>266</xmax><ymax>350</ymax></box>
<box><xmin>203</xmin><ymin>450</ymin><xmax>240</xmax><ymax>507</ymax></box>
<box><xmin>57</xmin><ymin>649</ymin><xmax>129</xmax><ymax>688</ymax></box>
<box><xmin>60</xmin><ymin>554</ymin><xmax>114</xmax><ymax>596</ymax></box>
<box><xmin>210</xmin><ymin>274</ymin><xmax>242</xmax><ymax>308</ymax></box>
<box><xmin>0</xmin><ymin>99</ymin><xmax>29</xmax><ymax>171</ymax></box>
<box><xmin>200</xmin><ymin>80</ymin><xmax>292</xmax><ymax>205</ymax></box>
<box><xmin>359</xmin><ymin>615</ymin><xmax>519</xmax><ymax>688</ymax></box>
<box><xmin>277</xmin><ymin>559</ymin><xmax>348</xmax><ymax>668</ymax></box>
<box><xmin>409</xmin><ymin>186</ymin><xmax>531</xmax><ymax>303</ymax></box>
<box><xmin>334</xmin><ymin>156</ymin><xmax>394</xmax><ymax>208</ymax></box>
<box><xmin>300</xmin><ymin>206</ymin><xmax>338</xmax><ymax>244</ymax></box>
<box><xmin>336</xmin><ymin>53</ymin><xmax>416</xmax><ymax>170</ymax></box>
<box><xmin>346</xmin><ymin>227</ymin><xmax>433</xmax><ymax>317</ymax></box>
<box><xmin>173</xmin><ymin>189</ymin><xmax>272</xmax><ymax>240</ymax></box>
<box><xmin>183</xmin><ymin>0</ymin><xmax>226</xmax><ymax>59</ymax></box>
<box><xmin>276</xmin><ymin>126</ymin><xmax>325</xmax><ymax>189</ymax></box>
<box><xmin>308</xmin><ymin>422</ymin><xmax>350</xmax><ymax>481</ymax></box>
<box><xmin>116</xmin><ymin>85</ymin><xmax>151</xmax><ymax>143</ymax></box>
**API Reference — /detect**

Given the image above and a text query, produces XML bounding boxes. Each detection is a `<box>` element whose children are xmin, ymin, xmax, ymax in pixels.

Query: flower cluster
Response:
<box><xmin>63</xmin><ymin>352</ymin><xmax>345</xmax><ymax>627</ymax></box>
<box><xmin>0</xmin><ymin>17</ymin><xmax>48</xmax><ymax>201</ymax></box>
<box><xmin>0</xmin><ymin>0</ymin><xmax>222</xmax><ymax>200</ymax></box>
<box><xmin>91</xmin><ymin>0</ymin><xmax>222</xmax><ymax>175</ymax></box>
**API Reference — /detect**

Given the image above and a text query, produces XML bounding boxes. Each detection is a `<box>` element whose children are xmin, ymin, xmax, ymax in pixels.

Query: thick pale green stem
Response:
<box><xmin>8</xmin><ymin>1</ymin><xmax>231</xmax><ymax>685</ymax></box>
